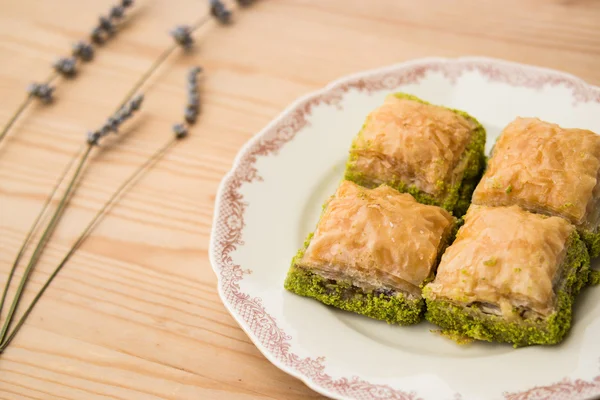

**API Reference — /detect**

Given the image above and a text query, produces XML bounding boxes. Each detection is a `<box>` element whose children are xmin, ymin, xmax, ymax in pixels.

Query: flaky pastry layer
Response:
<box><xmin>299</xmin><ymin>180</ymin><xmax>455</xmax><ymax>296</ymax></box>
<box><xmin>346</xmin><ymin>94</ymin><xmax>480</xmax><ymax>201</ymax></box>
<box><xmin>425</xmin><ymin>205</ymin><xmax>574</xmax><ymax>316</ymax></box>
<box><xmin>473</xmin><ymin>117</ymin><xmax>600</xmax><ymax>229</ymax></box>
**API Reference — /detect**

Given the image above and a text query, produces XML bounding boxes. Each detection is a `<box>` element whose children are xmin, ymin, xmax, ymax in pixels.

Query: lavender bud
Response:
<box><xmin>172</xmin><ymin>123</ymin><xmax>188</xmax><ymax>139</ymax></box>
<box><xmin>130</xmin><ymin>94</ymin><xmax>144</xmax><ymax>110</ymax></box>
<box><xmin>110</xmin><ymin>5</ymin><xmax>125</xmax><ymax>19</ymax></box>
<box><xmin>38</xmin><ymin>84</ymin><xmax>53</xmax><ymax>96</ymax></box>
<box><xmin>87</xmin><ymin>93</ymin><xmax>143</xmax><ymax>146</ymax></box>
<box><xmin>210</xmin><ymin>0</ymin><xmax>232</xmax><ymax>24</ymax></box>
<box><xmin>72</xmin><ymin>40</ymin><xmax>94</xmax><ymax>62</ymax></box>
<box><xmin>236</xmin><ymin>0</ymin><xmax>254</xmax><ymax>6</ymax></box>
<box><xmin>183</xmin><ymin>66</ymin><xmax>202</xmax><ymax>124</ymax></box>
<box><xmin>107</xmin><ymin>117</ymin><xmax>120</xmax><ymax>132</ymax></box>
<box><xmin>170</xmin><ymin>25</ymin><xmax>194</xmax><ymax>49</ymax></box>
<box><xmin>53</xmin><ymin>56</ymin><xmax>77</xmax><ymax>77</ymax></box>
<box><xmin>87</xmin><ymin>130</ymin><xmax>102</xmax><ymax>145</ymax></box>
<box><xmin>189</xmin><ymin>66</ymin><xmax>203</xmax><ymax>76</ymax></box>
<box><xmin>99</xmin><ymin>16</ymin><xmax>115</xmax><ymax>34</ymax></box>
<box><xmin>121</xmin><ymin>0</ymin><xmax>133</xmax><ymax>7</ymax></box>
<box><xmin>91</xmin><ymin>27</ymin><xmax>105</xmax><ymax>44</ymax></box>
<box><xmin>116</xmin><ymin>106</ymin><xmax>131</xmax><ymax>120</ymax></box>
<box><xmin>27</xmin><ymin>83</ymin><xmax>40</xmax><ymax>96</ymax></box>
<box><xmin>184</xmin><ymin>110</ymin><xmax>198</xmax><ymax>124</ymax></box>
<box><xmin>28</xmin><ymin>83</ymin><xmax>54</xmax><ymax>103</ymax></box>
<box><xmin>187</xmin><ymin>82</ymin><xmax>198</xmax><ymax>94</ymax></box>
<box><xmin>188</xmin><ymin>93</ymin><xmax>199</xmax><ymax>107</ymax></box>
<box><xmin>100</xmin><ymin>124</ymin><xmax>111</xmax><ymax>136</ymax></box>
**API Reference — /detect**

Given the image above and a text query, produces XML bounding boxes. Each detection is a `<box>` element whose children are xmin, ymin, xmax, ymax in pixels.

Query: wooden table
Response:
<box><xmin>0</xmin><ymin>1</ymin><xmax>598</xmax><ymax>398</ymax></box>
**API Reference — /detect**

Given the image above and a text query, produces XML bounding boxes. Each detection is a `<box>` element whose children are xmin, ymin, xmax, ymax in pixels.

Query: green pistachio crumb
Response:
<box><xmin>489</xmin><ymin>178</ymin><xmax>502</xmax><ymax>189</ymax></box>
<box><xmin>285</xmin><ymin>264</ymin><xmax>424</xmax><ymax>325</ymax></box>
<box><xmin>483</xmin><ymin>257</ymin><xmax>497</xmax><ymax>266</ymax></box>
<box><xmin>588</xmin><ymin>270</ymin><xmax>600</xmax><ymax>286</ymax></box>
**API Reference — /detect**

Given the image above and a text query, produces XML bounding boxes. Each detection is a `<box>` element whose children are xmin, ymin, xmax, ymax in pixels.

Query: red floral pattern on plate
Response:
<box><xmin>210</xmin><ymin>58</ymin><xmax>600</xmax><ymax>400</ymax></box>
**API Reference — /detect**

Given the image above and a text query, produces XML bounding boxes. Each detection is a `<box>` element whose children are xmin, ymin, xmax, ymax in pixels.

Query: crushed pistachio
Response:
<box><xmin>487</xmin><ymin>178</ymin><xmax>502</xmax><ymax>189</ymax></box>
<box><xmin>284</xmin><ymin>266</ymin><xmax>423</xmax><ymax>325</ymax></box>
<box><xmin>483</xmin><ymin>257</ymin><xmax>497</xmax><ymax>266</ymax></box>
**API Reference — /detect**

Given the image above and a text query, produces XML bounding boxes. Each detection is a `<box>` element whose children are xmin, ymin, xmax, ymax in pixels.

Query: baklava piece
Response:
<box><xmin>284</xmin><ymin>180</ymin><xmax>456</xmax><ymax>325</ymax></box>
<box><xmin>344</xmin><ymin>93</ymin><xmax>486</xmax><ymax>217</ymax></box>
<box><xmin>473</xmin><ymin>117</ymin><xmax>600</xmax><ymax>257</ymax></box>
<box><xmin>424</xmin><ymin>205</ymin><xmax>590</xmax><ymax>347</ymax></box>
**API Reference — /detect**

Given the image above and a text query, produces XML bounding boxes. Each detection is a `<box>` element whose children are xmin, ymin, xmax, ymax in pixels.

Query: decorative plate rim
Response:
<box><xmin>208</xmin><ymin>56</ymin><xmax>600</xmax><ymax>400</ymax></box>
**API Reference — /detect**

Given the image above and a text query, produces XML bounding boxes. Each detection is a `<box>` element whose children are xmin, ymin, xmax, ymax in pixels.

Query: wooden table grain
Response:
<box><xmin>0</xmin><ymin>0</ymin><xmax>599</xmax><ymax>399</ymax></box>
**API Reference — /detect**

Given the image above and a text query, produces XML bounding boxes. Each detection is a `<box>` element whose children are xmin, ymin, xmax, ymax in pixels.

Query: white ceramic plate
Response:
<box><xmin>209</xmin><ymin>57</ymin><xmax>600</xmax><ymax>400</ymax></box>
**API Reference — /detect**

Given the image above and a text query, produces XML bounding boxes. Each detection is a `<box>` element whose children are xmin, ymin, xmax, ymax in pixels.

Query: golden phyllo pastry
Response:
<box><xmin>285</xmin><ymin>180</ymin><xmax>456</xmax><ymax>325</ymax></box>
<box><xmin>424</xmin><ymin>205</ymin><xmax>590</xmax><ymax>347</ymax></box>
<box><xmin>472</xmin><ymin>117</ymin><xmax>600</xmax><ymax>257</ymax></box>
<box><xmin>344</xmin><ymin>93</ymin><xmax>486</xmax><ymax>216</ymax></box>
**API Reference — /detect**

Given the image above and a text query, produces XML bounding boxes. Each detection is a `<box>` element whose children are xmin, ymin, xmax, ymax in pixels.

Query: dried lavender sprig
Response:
<box><xmin>0</xmin><ymin>65</ymin><xmax>200</xmax><ymax>350</ymax></box>
<box><xmin>184</xmin><ymin>66</ymin><xmax>202</xmax><ymax>124</ymax></box>
<box><xmin>0</xmin><ymin>65</ymin><xmax>199</xmax><ymax>338</ymax></box>
<box><xmin>0</xmin><ymin>65</ymin><xmax>202</xmax><ymax>350</ymax></box>
<box><xmin>0</xmin><ymin>0</ymin><xmax>256</xmax><ymax>147</ymax></box>
<box><xmin>120</xmin><ymin>15</ymin><xmax>209</xmax><ymax>112</ymax></box>
<box><xmin>0</xmin><ymin>0</ymin><xmax>254</xmax><ymax>346</ymax></box>
<box><xmin>0</xmin><ymin>96</ymin><xmax>144</xmax><ymax>344</ymax></box>
<box><xmin>0</xmin><ymin>12</ymin><xmax>205</xmax><ymax>316</ymax></box>
<box><xmin>87</xmin><ymin>94</ymin><xmax>144</xmax><ymax>145</ymax></box>
<box><xmin>0</xmin><ymin>2</ymin><xmax>137</xmax><ymax>146</ymax></box>
<box><xmin>173</xmin><ymin>66</ymin><xmax>203</xmax><ymax>135</ymax></box>
<box><xmin>0</xmin><ymin>70</ymin><xmax>59</xmax><ymax>145</ymax></box>
<box><xmin>0</xmin><ymin>131</ymin><xmax>187</xmax><ymax>352</ymax></box>
<box><xmin>0</xmin><ymin>64</ymin><xmax>201</xmax><ymax>349</ymax></box>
